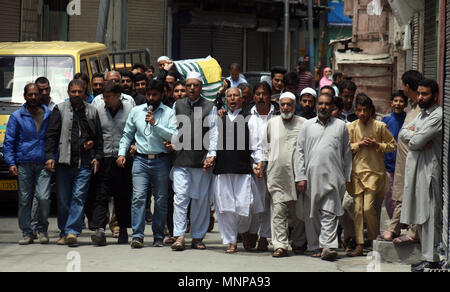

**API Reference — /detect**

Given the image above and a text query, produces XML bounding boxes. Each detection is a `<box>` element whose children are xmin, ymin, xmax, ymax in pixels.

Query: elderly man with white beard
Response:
<box><xmin>264</xmin><ymin>92</ymin><xmax>307</xmax><ymax>257</ymax></box>
<box><xmin>294</xmin><ymin>93</ymin><xmax>352</xmax><ymax>261</ymax></box>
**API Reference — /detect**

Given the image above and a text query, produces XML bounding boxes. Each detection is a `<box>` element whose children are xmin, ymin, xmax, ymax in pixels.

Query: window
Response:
<box><xmin>99</xmin><ymin>55</ymin><xmax>111</xmax><ymax>74</ymax></box>
<box><xmin>80</xmin><ymin>59</ymin><xmax>89</xmax><ymax>76</ymax></box>
<box><xmin>0</xmin><ymin>56</ymin><xmax>74</xmax><ymax>104</ymax></box>
<box><xmin>89</xmin><ymin>57</ymin><xmax>100</xmax><ymax>75</ymax></box>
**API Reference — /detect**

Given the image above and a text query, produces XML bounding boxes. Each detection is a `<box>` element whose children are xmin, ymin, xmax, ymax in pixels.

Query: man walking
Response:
<box><xmin>399</xmin><ymin>79</ymin><xmax>443</xmax><ymax>272</ymax></box>
<box><xmin>295</xmin><ymin>93</ymin><xmax>352</xmax><ymax>261</ymax></box>
<box><xmin>90</xmin><ymin>81</ymin><xmax>135</xmax><ymax>246</ymax></box>
<box><xmin>265</xmin><ymin>92</ymin><xmax>306</xmax><ymax>257</ymax></box>
<box><xmin>170</xmin><ymin>72</ymin><xmax>218</xmax><ymax>251</ymax></box>
<box><xmin>45</xmin><ymin>79</ymin><xmax>103</xmax><ymax>246</ymax></box>
<box><xmin>4</xmin><ymin>83</ymin><xmax>52</xmax><ymax>245</ymax></box>
<box><xmin>118</xmin><ymin>79</ymin><xmax>177</xmax><ymax>248</ymax></box>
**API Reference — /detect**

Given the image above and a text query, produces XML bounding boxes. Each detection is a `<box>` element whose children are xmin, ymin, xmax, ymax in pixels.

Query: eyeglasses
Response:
<box><xmin>185</xmin><ymin>83</ymin><xmax>201</xmax><ymax>88</ymax></box>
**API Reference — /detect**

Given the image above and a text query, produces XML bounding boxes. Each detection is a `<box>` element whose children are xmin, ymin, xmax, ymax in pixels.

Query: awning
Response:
<box><xmin>335</xmin><ymin>51</ymin><xmax>393</xmax><ymax>65</ymax></box>
<box><xmin>387</xmin><ymin>0</ymin><xmax>424</xmax><ymax>26</ymax></box>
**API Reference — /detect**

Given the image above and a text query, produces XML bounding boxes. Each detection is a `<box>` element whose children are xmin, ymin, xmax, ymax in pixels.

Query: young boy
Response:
<box><xmin>381</xmin><ymin>91</ymin><xmax>407</xmax><ymax>220</ymax></box>
<box><xmin>346</xmin><ymin>93</ymin><xmax>397</xmax><ymax>257</ymax></box>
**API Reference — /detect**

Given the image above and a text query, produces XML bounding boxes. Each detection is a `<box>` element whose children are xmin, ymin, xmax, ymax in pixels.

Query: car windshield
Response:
<box><xmin>0</xmin><ymin>56</ymin><xmax>74</xmax><ymax>104</ymax></box>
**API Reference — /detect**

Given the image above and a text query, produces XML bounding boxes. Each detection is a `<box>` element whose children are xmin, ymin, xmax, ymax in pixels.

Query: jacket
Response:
<box><xmin>3</xmin><ymin>104</ymin><xmax>52</xmax><ymax>166</ymax></box>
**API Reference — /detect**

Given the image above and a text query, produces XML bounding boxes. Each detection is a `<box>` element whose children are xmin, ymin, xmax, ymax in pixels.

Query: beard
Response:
<box><xmin>418</xmin><ymin>99</ymin><xmax>435</xmax><ymax>109</ymax></box>
<box><xmin>281</xmin><ymin>111</ymin><xmax>294</xmax><ymax>120</ymax></box>
<box><xmin>317</xmin><ymin>109</ymin><xmax>331</xmax><ymax>120</ymax></box>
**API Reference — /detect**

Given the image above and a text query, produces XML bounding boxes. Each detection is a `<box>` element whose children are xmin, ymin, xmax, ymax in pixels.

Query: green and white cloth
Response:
<box><xmin>174</xmin><ymin>56</ymin><xmax>223</xmax><ymax>101</ymax></box>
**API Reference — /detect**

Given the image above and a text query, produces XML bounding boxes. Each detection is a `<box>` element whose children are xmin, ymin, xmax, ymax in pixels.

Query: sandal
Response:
<box><xmin>321</xmin><ymin>248</ymin><xmax>338</xmax><ymax>261</ymax></box>
<box><xmin>393</xmin><ymin>234</ymin><xmax>419</xmax><ymax>245</ymax></box>
<box><xmin>311</xmin><ymin>248</ymin><xmax>323</xmax><ymax>258</ymax></box>
<box><xmin>191</xmin><ymin>238</ymin><xmax>206</xmax><ymax>250</ymax></box>
<box><xmin>272</xmin><ymin>248</ymin><xmax>289</xmax><ymax>258</ymax></box>
<box><xmin>171</xmin><ymin>236</ymin><xmax>185</xmax><ymax>251</ymax></box>
<box><xmin>225</xmin><ymin>243</ymin><xmax>238</xmax><ymax>254</ymax></box>
<box><xmin>164</xmin><ymin>236</ymin><xmax>176</xmax><ymax>245</ymax></box>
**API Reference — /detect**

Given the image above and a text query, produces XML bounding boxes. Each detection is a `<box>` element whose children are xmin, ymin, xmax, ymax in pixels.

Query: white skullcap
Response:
<box><xmin>186</xmin><ymin>72</ymin><xmax>203</xmax><ymax>83</ymax></box>
<box><xmin>157</xmin><ymin>56</ymin><xmax>170</xmax><ymax>63</ymax></box>
<box><xmin>279</xmin><ymin>92</ymin><xmax>296</xmax><ymax>102</ymax></box>
<box><xmin>300</xmin><ymin>87</ymin><xmax>317</xmax><ymax>98</ymax></box>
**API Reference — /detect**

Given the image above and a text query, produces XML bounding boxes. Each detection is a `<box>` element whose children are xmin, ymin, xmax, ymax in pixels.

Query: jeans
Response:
<box><xmin>131</xmin><ymin>155</ymin><xmax>170</xmax><ymax>240</ymax></box>
<box><xmin>17</xmin><ymin>164</ymin><xmax>52</xmax><ymax>237</ymax></box>
<box><xmin>56</xmin><ymin>165</ymin><xmax>93</xmax><ymax>237</ymax></box>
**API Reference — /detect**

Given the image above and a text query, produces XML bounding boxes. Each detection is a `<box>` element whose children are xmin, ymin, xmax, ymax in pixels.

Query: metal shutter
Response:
<box><xmin>0</xmin><ymin>0</ymin><xmax>21</xmax><ymax>41</ymax></box>
<box><xmin>411</xmin><ymin>13</ymin><xmax>421</xmax><ymax>71</ymax></box>
<box><xmin>270</xmin><ymin>31</ymin><xmax>284</xmax><ymax>68</ymax></box>
<box><xmin>179</xmin><ymin>25</ymin><xmax>212</xmax><ymax>61</ymax></box>
<box><xmin>127</xmin><ymin>0</ymin><xmax>166</xmax><ymax>67</ymax></box>
<box><xmin>443</xmin><ymin>0</ymin><xmax>450</xmax><ymax>265</ymax></box>
<box><xmin>68</xmin><ymin>0</ymin><xmax>99</xmax><ymax>42</ymax></box>
<box><xmin>212</xmin><ymin>27</ymin><xmax>243</xmax><ymax>76</ymax></box>
<box><xmin>424</xmin><ymin>1</ymin><xmax>437</xmax><ymax>79</ymax></box>
<box><xmin>247</xmin><ymin>30</ymin><xmax>266</xmax><ymax>72</ymax></box>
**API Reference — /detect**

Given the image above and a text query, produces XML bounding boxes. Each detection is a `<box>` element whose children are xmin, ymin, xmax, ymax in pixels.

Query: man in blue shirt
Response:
<box><xmin>117</xmin><ymin>79</ymin><xmax>177</xmax><ymax>248</ymax></box>
<box><xmin>381</xmin><ymin>91</ymin><xmax>407</xmax><ymax>219</ymax></box>
<box><xmin>4</xmin><ymin>83</ymin><xmax>52</xmax><ymax>245</ymax></box>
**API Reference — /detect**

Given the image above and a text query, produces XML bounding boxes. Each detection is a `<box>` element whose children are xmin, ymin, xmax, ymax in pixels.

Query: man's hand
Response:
<box><xmin>83</xmin><ymin>140</ymin><xmax>94</xmax><ymax>151</ymax></box>
<box><xmin>9</xmin><ymin>166</ymin><xmax>18</xmax><ymax>177</ymax></box>
<box><xmin>117</xmin><ymin>156</ymin><xmax>126</xmax><ymax>168</ymax></box>
<box><xmin>253</xmin><ymin>162</ymin><xmax>264</xmax><ymax>180</ymax></box>
<box><xmin>45</xmin><ymin>159</ymin><xmax>55</xmax><ymax>172</ymax></box>
<box><xmin>409</xmin><ymin>125</ymin><xmax>416</xmax><ymax>131</ymax></box>
<box><xmin>366</xmin><ymin>138</ymin><xmax>379</xmax><ymax>148</ymax></box>
<box><xmin>91</xmin><ymin>159</ymin><xmax>100</xmax><ymax>174</ymax></box>
<box><xmin>296</xmin><ymin>180</ymin><xmax>307</xmax><ymax>193</ymax></box>
<box><xmin>129</xmin><ymin>145</ymin><xmax>137</xmax><ymax>156</ymax></box>
<box><xmin>163</xmin><ymin>60</ymin><xmax>174</xmax><ymax>71</ymax></box>
<box><xmin>217</xmin><ymin>109</ymin><xmax>227</xmax><ymax>118</ymax></box>
<box><xmin>163</xmin><ymin>141</ymin><xmax>175</xmax><ymax>152</ymax></box>
<box><xmin>146</xmin><ymin>110</ymin><xmax>155</xmax><ymax>126</ymax></box>
<box><xmin>203</xmin><ymin>156</ymin><xmax>215</xmax><ymax>172</ymax></box>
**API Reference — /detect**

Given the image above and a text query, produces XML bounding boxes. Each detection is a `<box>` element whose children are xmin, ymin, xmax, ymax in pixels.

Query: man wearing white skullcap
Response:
<box><xmin>263</xmin><ymin>91</ymin><xmax>307</xmax><ymax>257</ymax></box>
<box><xmin>158</xmin><ymin>56</ymin><xmax>171</xmax><ymax>71</ymax></box>
<box><xmin>298</xmin><ymin>87</ymin><xmax>317</xmax><ymax>120</ymax></box>
<box><xmin>169</xmin><ymin>68</ymin><xmax>219</xmax><ymax>251</ymax></box>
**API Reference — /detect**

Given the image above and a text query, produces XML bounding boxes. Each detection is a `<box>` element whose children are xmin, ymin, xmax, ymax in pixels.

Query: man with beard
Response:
<box><xmin>35</xmin><ymin>77</ymin><xmax>55</xmax><ymax>110</ymax></box>
<box><xmin>294</xmin><ymin>93</ymin><xmax>352</xmax><ymax>261</ymax></box>
<box><xmin>265</xmin><ymin>92</ymin><xmax>306</xmax><ymax>257</ymax></box>
<box><xmin>237</xmin><ymin>83</ymin><xmax>253</xmax><ymax>110</ymax></box>
<box><xmin>92</xmin><ymin>73</ymin><xmax>105</xmax><ymax>98</ymax></box>
<box><xmin>173</xmin><ymin>80</ymin><xmax>187</xmax><ymax>102</ymax></box>
<box><xmin>298</xmin><ymin>87</ymin><xmax>317</xmax><ymax>119</ymax></box>
<box><xmin>4</xmin><ymin>83</ymin><xmax>52</xmax><ymax>245</ymax></box>
<box><xmin>118</xmin><ymin>79</ymin><xmax>177</xmax><ymax>248</ymax></box>
<box><xmin>45</xmin><ymin>79</ymin><xmax>103</xmax><ymax>247</ymax></box>
<box><xmin>133</xmin><ymin>73</ymin><xmax>148</xmax><ymax>105</ymax></box>
<box><xmin>399</xmin><ymin>79</ymin><xmax>443</xmax><ymax>272</ymax></box>
<box><xmin>121</xmin><ymin>71</ymin><xmax>146</xmax><ymax>106</ymax></box>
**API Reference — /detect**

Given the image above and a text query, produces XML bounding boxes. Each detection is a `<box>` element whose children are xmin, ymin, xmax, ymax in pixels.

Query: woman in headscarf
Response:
<box><xmin>319</xmin><ymin>67</ymin><xmax>333</xmax><ymax>89</ymax></box>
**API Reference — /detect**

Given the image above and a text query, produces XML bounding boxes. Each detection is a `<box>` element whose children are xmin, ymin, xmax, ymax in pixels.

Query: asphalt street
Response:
<box><xmin>0</xmin><ymin>199</ymin><xmax>412</xmax><ymax>273</ymax></box>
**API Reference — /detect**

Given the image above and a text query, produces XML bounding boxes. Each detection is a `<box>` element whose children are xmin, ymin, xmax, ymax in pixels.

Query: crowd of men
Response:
<box><xmin>3</xmin><ymin>55</ymin><xmax>444</xmax><ymax>272</ymax></box>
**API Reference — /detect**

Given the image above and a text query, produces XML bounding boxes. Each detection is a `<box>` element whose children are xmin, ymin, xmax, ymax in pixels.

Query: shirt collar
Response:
<box><xmin>314</xmin><ymin>116</ymin><xmax>334</xmax><ymax>126</ymax></box>
<box><xmin>251</xmin><ymin>104</ymin><xmax>275</xmax><ymax>117</ymax></box>
<box><xmin>188</xmin><ymin>96</ymin><xmax>202</xmax><ymax>106</ymax></box>
<box><xmin>104</xmin><ymin>99</ymin><xmax>124</xmax><ymax>111</ymax></box>
<box><xmin>423</xmin><ymin>103</ymin><xmax>439</xmax><ymax>115</ymax></box>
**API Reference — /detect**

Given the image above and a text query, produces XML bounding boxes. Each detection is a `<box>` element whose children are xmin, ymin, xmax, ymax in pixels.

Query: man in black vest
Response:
<box><xmin>170</xmin><ymin>72</ymin><xmax>218</xmax><ymax>251</ymax></box>
<box><xmin>213</xmin><ymin>87</ymin><xmax>263</xmax><ymax>254</ymax></box>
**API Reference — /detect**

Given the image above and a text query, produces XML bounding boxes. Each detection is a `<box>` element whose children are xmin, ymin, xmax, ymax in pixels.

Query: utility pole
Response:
<box><xmin>307</xmin><ymin>0</ymin><xmax>315</xmax><ymax>74</ymax></box>
<box><xmin>284</xmin><ymin>0</ymin><xmax>290</xmax><ymax>70</ymax></box>
<box><xmin>121</xmin><ymin>0</ymin><xmax>128</xmax><ymax>51</ymax></box>
<box><xmin>96</xmin><ymin>0</ymin><xmax>110</xmax><ymax>44</ymax></box>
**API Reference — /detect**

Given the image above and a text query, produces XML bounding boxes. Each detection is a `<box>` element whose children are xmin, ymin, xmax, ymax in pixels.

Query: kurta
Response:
<box><xmin>294</xmin><ymin>117</ymin><xmax>352</xmax><ymax>218</ymax></box>
<box><xmin>265</xmin><ymin>115</ymin><xmax>306</xmax><ymax>204</ymax></box>
<box><xmin>399</xmin><ymin>103</ymin><xmax>442</xmax><ymax>225</ymax></box>
<box><xmin>346</xmin><ymin>119</ymin><xmax>397</xmax><ymax>197</ymax></box>
<box><xmin>392</xmin><ymin>102</ymin><xmax>421</xmax><ymax>201</ymax></box>
<box><xmin>214</xmin><ymin>109</ymin><xmax>262</xmax><ymax>217</ymax></box>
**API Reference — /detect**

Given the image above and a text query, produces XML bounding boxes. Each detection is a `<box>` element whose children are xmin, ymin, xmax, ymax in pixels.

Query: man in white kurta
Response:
<box><xmin>398</xmin><ymin>80</ymin><xmax>443</xmax><ymax>272</ymax></box>
<box><xmin>213</xmin><ymin>87</ymin><xmax>263</xmax><ymax>253</ymax></box>
<box><xmin>294</xmin><ymin>93</ymin><xmax>352</xmax><ymax>261</ymax></box>
<box><xmin>265</xmin><ymin>92</ymin><xmax>306</xmax><ymax>257</ymax></box>
<box><xmin>243</xmin><ymin>82</ymin><xmax>278</xmax><ymax>251</ymax></box>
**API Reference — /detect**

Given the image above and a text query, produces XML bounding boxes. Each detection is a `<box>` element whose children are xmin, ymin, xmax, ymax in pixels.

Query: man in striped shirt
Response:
<box><xmin>296</xmin><ymin>57</ymin><xmax>315</xmax><ymax>98</ymax></box>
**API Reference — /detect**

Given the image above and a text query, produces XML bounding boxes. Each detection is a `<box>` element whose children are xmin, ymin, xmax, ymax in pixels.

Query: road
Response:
<box><xmin>0</xmin><ymin>200</ymin><xmax>411</xmax><ymax>272</ymax></box>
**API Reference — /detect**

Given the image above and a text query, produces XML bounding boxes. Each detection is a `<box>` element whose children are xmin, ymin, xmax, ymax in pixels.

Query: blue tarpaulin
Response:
<box><xmin>328</xmin><ymin>0</ymin><xmax>353</xmax><ymax>26</ymax></box>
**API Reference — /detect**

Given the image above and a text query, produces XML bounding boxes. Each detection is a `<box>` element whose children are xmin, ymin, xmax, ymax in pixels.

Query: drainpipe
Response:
<box><xmin>96</xmin><ymin>0</ymin><xmax>110</xmax><ymax>44</ymax></box>
<box><xmin>121</xmin><ymin>0</ymin><xmax>128</xmax><ymax>51</ymax></box>
<box><xmin>307</xmin><ymin>0</ymin><xmax>315</xmax><ymax>74</ymax></box>
<box><xmin>284</xmin><ymin>0</ymin><xmax>290</xmax><ymax>70</ymax></box>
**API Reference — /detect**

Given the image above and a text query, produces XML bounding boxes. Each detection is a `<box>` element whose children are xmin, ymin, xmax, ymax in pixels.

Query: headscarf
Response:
<box><xmin>320</xmin><ymin>67</ymin><xmax>333</xmax><ymax>88</ymax></box>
